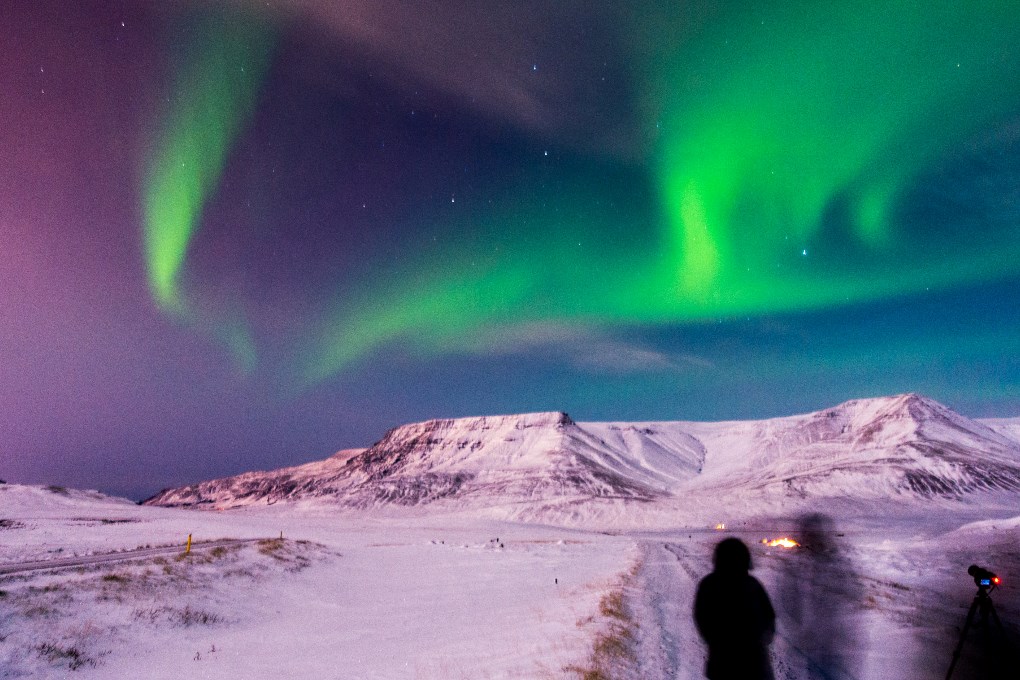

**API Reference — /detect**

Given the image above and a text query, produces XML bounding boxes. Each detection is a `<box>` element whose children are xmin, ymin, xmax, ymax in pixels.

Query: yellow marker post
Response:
<box><xmin>185</xmin><ymin>533</ymin><xmax>192</xmax><ymax>555</ymax></box>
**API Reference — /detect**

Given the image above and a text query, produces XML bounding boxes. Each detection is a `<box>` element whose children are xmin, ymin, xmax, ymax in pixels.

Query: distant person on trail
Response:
<box><xmin>694</xmin><ymin>537</ymin><xmax>776</xmax><ymax>680</ymax></box>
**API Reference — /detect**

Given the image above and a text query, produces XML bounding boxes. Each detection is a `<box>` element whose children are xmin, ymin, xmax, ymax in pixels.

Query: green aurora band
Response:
<box><xmin>305</xmin><ymin>1</ymin><xmax>1020</xmax><ymax>382</ymax></box>
<box><xmin>142</xmin><ymin>13</ymin><xmax>272</xmax><ymax>368</ymax></box>
<box><xmin>652</xmin><ymin>1</ymin><xmax>1020</xmax><ymax>311</ymax></box>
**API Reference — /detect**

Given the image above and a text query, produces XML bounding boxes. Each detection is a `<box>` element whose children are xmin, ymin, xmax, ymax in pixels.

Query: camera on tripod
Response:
<box><xmin>968</xmin><ymin>565</ymin><xmax>1001</xmax><ymax>589</ymax></box>
<box><xmin>946</xmin><ymin>564</ymin><xmax>1008</xmax><ymax>679</ymax></box>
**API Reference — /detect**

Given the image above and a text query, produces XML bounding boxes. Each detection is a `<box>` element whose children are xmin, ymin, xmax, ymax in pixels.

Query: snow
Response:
<box><xmin>144</xmin><ymin>394</ymin><xmax>1020</xmax><ymax>524</ymax></box>
<box><xmin>1</xmin><ymin>488</ymin><xmax>634</xmax><ymax>678</ymax></box>
<box><xmin>977</xmin><ymin>417</ymin><xmax>1020</xmax><ymax>446</ymax></box>
<box><xmin>4</xmin><ymin>485</ymin><xmax>1018</xmax><ymax>678</ymax></box>
<box><xmin>4</xmin><ymin>394</ymin><xmax>1020</xmax><ymax>678</ymax></box>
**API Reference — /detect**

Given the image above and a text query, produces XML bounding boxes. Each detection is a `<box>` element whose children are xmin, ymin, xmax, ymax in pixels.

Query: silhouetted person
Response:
<box><xmin>694</xmin><ymin>537</ymin><xmax>776</xmax><ymax>679</ymax></box>
<box><xmin>778</xmin><ymin>513</ymin><xmax>863</xmax><ymax>679</ymax></box>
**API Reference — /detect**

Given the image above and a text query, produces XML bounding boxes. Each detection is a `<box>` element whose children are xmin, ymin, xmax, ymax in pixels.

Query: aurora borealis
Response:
<box><xmin>144</xmin><ymin>13</ymin><xmax>273</xmax><ymax>315</ymax></box>
<box><xmin>291</xmin><ymin>0</ymin><xmax>1020</xmax><ymax>379</ymax></box>
<box><xmin>3</xmin><ymin>0</ymin><xmax>1020</xmax><ymax>498</ymax></box>
<box><xmin>142</xmin><ymin>12</ymin><xmax>273</xmax><ymax>370</ymax></box>
<box><xmin>651</xmin><ymin>1</ymin><xmax>1020</xmax><ymax>312</ymax></box>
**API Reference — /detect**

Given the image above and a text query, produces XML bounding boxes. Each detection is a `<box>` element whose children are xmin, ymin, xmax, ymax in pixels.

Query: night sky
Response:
<box><xmin>4</xmin><ymin>0</ymin><xmax>1020</xmax><ymax>500</ymax></box>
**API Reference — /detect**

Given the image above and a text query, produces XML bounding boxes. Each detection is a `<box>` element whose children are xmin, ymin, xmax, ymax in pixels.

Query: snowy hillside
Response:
<box><xmin>143</xmin><ymin>394</ymin><xmax>1020</xmax><ymax>514</ymax></box>
<box><xmin>664</xmin><ymin>393</ymin><xmax>1020</xmax><ymax>499</ymax></box>
<box><xmin>0</xmin><ymin>483</ymin><xmax>136</xmax><ymax>516</ymax></box>
<box><xmin>138</xmin><ymin>448</ymin><xmax>366</xmax><ymax>509</ymax></box>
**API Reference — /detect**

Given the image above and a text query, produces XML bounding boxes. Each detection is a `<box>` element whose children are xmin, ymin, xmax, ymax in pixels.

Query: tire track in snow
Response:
<box><xmin>664</xmin><ymin>542</ymin><xmax>701</xmax><ymax>581</ymax></box>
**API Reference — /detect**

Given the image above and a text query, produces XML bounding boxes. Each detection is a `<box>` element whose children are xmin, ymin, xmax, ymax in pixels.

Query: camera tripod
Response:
<box><xmin>945</xmin><ymin>584</ymin><xmax>1006</xmax><ymax>680</ymax></box>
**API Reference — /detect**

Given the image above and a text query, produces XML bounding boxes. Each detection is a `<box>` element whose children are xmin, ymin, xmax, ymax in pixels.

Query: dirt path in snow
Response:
<box><xmin>628</xmin><ymin>539</ymin><xmax>708</xmax><ymax>680</ymax></box>
<box><xmin>0</xmin><ymin>538</ymin><xmax>263</xmax><ymax>577</ymax></box>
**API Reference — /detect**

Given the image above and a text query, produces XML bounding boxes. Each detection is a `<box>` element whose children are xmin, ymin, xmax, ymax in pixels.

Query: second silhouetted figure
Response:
<box><xmin>694</xmin><ymin>537</ymin><xmax>776</xmax><ymax>680</ymax></box>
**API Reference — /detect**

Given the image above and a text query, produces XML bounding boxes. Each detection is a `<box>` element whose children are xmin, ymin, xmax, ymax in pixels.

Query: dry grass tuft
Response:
<box><xmin>36</xmin><ymin>642</ymin><xmax>97</xmax><ymax>670</ymax></box>
<box><xmin>257</xmin><ymin>538</ymin><xmax>285</xmax><ymax>554</ymax></box>
<box><xmin>598</xmin><ymin>590</ymin><xmax>627</xmax><ymax>621</ymax></box>
<box><xmin>566</xmin><ymin>587</ymin><xmax>638</xmax><ymax>680</ymax></box>
<box><xmin>133</xmin><ymin>604</ymin><xmax>222</xmax><ymax>627</ymax></box>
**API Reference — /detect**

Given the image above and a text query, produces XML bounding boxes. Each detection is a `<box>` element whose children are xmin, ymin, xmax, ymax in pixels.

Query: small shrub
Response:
<box><xmin>102</xmin><ymin>574</ymin><xmax>129</xmax><ymax>583</ymax></box>
<box><xmin>134</xmin><ymin>605</ymin><xmax>221</xmax><ymax>627</ymax></box>
<box><xmin>45</xmin><ymin>485</ymin><xmax>69</xmax><ymax>495</ymax></box>
<box><xmin>224</xmin><ymin>567</ymin><xmax>256</xmax><ymax>578</ymax></box>
<box><xmin>36</xmin><ymin>642</ymin><xmax>97</xmax><ymax>670</ymax></box>
<box><xmin>23</xmin><ymin>605</ymin><xmax>56</xmax><ymax>618</ymax></box>
<box><xmin>257</xmin><ymin>538</ymin><xmax>285</xmax><ymax>554</ymax></box>
<box><xmin>133</xmin><ymin>607</ymin><xmax>160</xmax><ymax>624</ymax></box>
<box><xmin>176</xmin><ymin>605</ymin><xmax>221</xmax><ymax>626</ymax></box>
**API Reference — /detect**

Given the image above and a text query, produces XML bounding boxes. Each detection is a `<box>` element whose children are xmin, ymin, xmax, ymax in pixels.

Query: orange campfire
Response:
<box><xmin>761</xmin><ymin>537</ymin><xmax>800</xmax><ymax>549</ymax></box>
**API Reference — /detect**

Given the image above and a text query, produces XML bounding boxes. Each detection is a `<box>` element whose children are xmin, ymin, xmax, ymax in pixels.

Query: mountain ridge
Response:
<box><xmin>142</xmin><ymin>394</ymin><xmax>1020</xmax><ymax>513</ymax></box>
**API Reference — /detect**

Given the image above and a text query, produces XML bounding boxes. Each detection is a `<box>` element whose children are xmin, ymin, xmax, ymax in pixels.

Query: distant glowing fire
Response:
<box><xmin>714</xmin><ymin>523</ymin><xmax>726</xmax><ymax>530</ymax></box>
<box><xmin>761</xmin><ymin>537</ymin><xmax>800</xmax><ymax>549</ymax></box>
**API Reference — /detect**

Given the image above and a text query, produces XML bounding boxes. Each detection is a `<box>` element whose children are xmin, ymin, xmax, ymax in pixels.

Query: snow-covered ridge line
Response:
<box><xmin>142</xmin><ymin>394</ymin><xmax>1020</xmax><ymax>514</ymax></box>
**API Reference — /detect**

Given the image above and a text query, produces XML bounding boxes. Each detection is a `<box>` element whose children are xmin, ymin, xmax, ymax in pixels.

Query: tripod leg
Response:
<box><xmin>986</xmin><ymin>600</ymin><xmax>1006</xmax><ymax>639</ymax></box>
<box><xmin>985</xmin><ymin>600</ymin><xmax>1016</xmax><ymax>675</ymax></box>
<box><xmin>945</xmin><ymin>597</ymin><xmax>981</xmax><ymax>680</ymax></box>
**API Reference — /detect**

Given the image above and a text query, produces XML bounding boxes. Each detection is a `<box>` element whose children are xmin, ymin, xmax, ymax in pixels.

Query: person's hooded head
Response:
<box><xmin>714</xmin><ymin>537</ymin><xmax>752</xmax><ymax>574</ymax></box>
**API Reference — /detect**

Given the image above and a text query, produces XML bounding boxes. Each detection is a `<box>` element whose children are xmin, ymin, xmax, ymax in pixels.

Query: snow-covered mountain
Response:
<box><xmin>143</xmin><ymin>394</ymin><xmax>1020</xmax><ymax>512</ymax></box>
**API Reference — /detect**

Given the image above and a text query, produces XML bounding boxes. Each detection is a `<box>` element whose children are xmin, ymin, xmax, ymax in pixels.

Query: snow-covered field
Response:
<box><xmin>5</xmin><ymin>396</ymin><xmax>1020</xmax><ymax>678</ymax></box>
<box><xmin>2</xmin><ymin>483</ymin><xmax>1018</xmax><ymax>679</ymax></box>
<box><xmin>1</xmin><ymin>485</ymin><xmax>637</xmax><ymax>679</ymax></box>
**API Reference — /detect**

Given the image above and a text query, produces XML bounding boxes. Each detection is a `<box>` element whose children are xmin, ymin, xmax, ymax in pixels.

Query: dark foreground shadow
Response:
<box><xmin>778</xmin><ymin>513</ymin><xmax>864</xmax><ymax>679</ymax></box>
<box><xmin>694</xmin><ymin>537</ymin><xmax>776</xmax><ymax>679</ymax></box>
